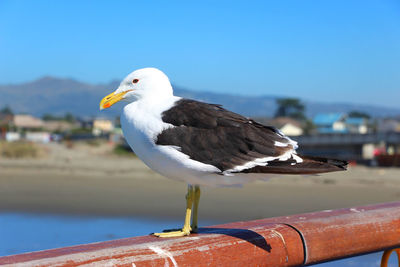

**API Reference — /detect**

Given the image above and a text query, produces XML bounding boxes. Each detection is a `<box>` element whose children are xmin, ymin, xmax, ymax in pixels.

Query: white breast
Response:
<box><xmin>120</xmin><ymin>98</ymin><xmax>222</xmax><ymax>186</ymax></box>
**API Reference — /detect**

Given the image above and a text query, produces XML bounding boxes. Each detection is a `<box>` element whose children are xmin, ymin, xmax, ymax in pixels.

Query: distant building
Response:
<box><xmin>377</xmin><ymin>118</ymin><xmax>400</xmax><ymax>133</ymax></box>
<box><xmin>43</xmin><ymin>120</ymin><xmax>77</xmax><ymax>132</ymax></box>
<box><xmin>13</xmin><ymin>114</ymin><xmax>44</xmax><ymax>131</ymax></box>
<box><xmin>345</xmin><ymin>117</ymin><xmax>368</xmax><ymax>134</ymax></box>
<box><xmin>93</xmin><ymin>118</ymin><xmax>114</xmax><ymax>135</ymax></box>
<box><xmin>5</xmin><ymin>132</ymin><xmax>20</xmax><ymax>142</ymax></box>
<box><xmin>5</xmin><ymin>114</ymin><xmax>55</xmax><ymax>143</ymax></box>
<box><xmin>77</xmin><ymin>117</ymin><xmax>94</xmax><ymax>130</ymax></box>
<box><xmin>25</xmin><ymin>132</ymin><xmax>51</xmax><ymax>143</ymax></box>
<box><xmin>313</xmin><ymin>113</ymin><xmax>369</xmax><ymax>134</ymax></box>
<box><xmin>265</xmin><ymin>117</ymin><xmax>304</xmax><ymax>136</ymax></box>
<box><xmin>313</xmin><ymin>113</ymin><xmax>347</xmax><ymax>134</ymax></box>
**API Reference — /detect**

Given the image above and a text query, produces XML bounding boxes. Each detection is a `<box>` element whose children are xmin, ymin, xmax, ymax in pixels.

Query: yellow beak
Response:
<box><xmin>99</xmin><ymin>90</ymin><xmax>132</xmax><ymax>110</ymax></box>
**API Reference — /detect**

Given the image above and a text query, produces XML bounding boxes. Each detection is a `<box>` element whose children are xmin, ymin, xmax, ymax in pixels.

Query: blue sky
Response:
<box><xmin>0</xmin><ymin>0</ymin><xmax>399</xmax><ymax>108</ymax></box>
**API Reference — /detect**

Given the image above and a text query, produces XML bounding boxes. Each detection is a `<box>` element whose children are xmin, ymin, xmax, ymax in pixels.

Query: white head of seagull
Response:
<box><xmin>100</xmin><ymin>68</ymin><xmax>173</xmax><ymax>110</ymax></box>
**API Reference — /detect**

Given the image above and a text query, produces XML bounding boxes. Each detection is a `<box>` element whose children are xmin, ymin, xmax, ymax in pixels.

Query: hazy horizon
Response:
<box><xmin>1</xmin><ymin>74</ymin><xmax>400</xmax><ymax>116</ymax></box>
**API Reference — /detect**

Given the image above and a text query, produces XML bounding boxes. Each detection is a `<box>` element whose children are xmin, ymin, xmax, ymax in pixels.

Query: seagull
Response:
<box><xmin>100</xmin><ymin>68</ymin><xmax>347</xmax><ymax>237</ymax></box>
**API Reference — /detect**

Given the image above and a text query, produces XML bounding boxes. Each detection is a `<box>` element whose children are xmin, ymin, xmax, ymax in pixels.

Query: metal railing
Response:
<box><xmin>1</xmin><ymin>202</ymin><xmax>400</xmax><ymax>266</ymax></box>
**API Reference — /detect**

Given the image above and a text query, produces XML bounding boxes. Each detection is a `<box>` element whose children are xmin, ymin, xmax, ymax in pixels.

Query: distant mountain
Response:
<box><xmin>0</xmin><ymin>77</ymin><xmax>399</xmax><ymax>118</ymax></box>
<box><xmin>0</xmin><ymin>77</ymin><xmax>122</xmax><ymax>118</ymax></box>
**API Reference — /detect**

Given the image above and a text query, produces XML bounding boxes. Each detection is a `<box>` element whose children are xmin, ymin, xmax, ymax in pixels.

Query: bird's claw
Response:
<box><xmin>153</xmin><ymin>226</ymin><xmax>192</xmax><ymax>237</ymax></box>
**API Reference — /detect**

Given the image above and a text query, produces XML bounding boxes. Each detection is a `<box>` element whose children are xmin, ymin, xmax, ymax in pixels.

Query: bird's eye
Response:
<box><xmin>132</xmin><ymin>79</ymin><xmax>139</xmax><ymax>84</ymax></box>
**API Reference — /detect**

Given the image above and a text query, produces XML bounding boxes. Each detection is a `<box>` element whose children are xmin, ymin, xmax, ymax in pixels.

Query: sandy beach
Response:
<box><xmin>1</xmin><ymin>142</ymin><xmax>400</xmax><ymax>223</ymax></box>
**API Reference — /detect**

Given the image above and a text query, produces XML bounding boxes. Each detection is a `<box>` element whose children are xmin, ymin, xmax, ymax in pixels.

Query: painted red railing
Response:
<box><xmin>1</xmin><ymin>202</ymin><xmax>400</xmax><ymax>266</ymax></box>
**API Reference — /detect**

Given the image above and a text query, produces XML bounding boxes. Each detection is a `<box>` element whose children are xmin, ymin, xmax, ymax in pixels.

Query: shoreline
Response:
<box><xmin>1</xmin><ymin>143</ymin><xmax>400</xmax><ymax>223</ymax></box>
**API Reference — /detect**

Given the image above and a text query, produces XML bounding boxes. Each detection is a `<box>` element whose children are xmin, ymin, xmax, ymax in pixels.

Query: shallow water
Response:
<box><xmin>0</xmin><ymin>212</ymin><xmax>186</xmax><ymax>256</ymax></box>
<box><xmin>0</xmin><ymin>213</ymin><xmax>395</xmax><ymax>266</ymax></box>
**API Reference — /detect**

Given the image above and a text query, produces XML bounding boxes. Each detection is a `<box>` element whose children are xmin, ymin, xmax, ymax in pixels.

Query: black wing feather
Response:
<box><xmin>156</xmin><ymin>99</ymin><xmax>294</xmax><ymax>172</ymax></box>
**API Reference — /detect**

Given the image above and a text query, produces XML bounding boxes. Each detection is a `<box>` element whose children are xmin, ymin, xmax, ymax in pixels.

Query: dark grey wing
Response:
<box><xmin>156</xmin><ymin>99</ymin><xmax>297</xmax><ymax>173</ymax></box>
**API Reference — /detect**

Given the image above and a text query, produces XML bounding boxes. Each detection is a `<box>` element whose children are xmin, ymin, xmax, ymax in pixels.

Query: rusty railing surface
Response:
<box><xmin>1</xmin><ymin>202</ymin><xmax>400</xmax><ymax>266</ymax></box>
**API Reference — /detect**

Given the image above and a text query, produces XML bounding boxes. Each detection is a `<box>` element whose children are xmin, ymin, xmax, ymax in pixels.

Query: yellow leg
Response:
<box><xmin>153</xmin><ymin>185</ymin><xmax>194</xmax><ymax>237</ymax></box>
<box><xmin>191</xmin><ymin>185</ymin><xmax>201</xmax><ymax>232</ymax></box>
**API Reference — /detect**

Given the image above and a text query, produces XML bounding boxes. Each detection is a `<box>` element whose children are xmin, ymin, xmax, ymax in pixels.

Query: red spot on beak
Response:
<box><xmin>104</xmin><ymin>103</ymin><xmax>111</xmax><ymax>108</ymax></box>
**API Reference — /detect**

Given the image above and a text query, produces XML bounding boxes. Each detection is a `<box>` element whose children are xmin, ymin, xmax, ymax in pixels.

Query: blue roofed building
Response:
<box><xmin>313</xmin><ymin>113</ymin><xmax>348</xmax><ymax>134</ymax></box>
<box><xmin>313</xmin><ymin>113</ymin><xmax>369</xmax><ymax>134</ymax></box>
